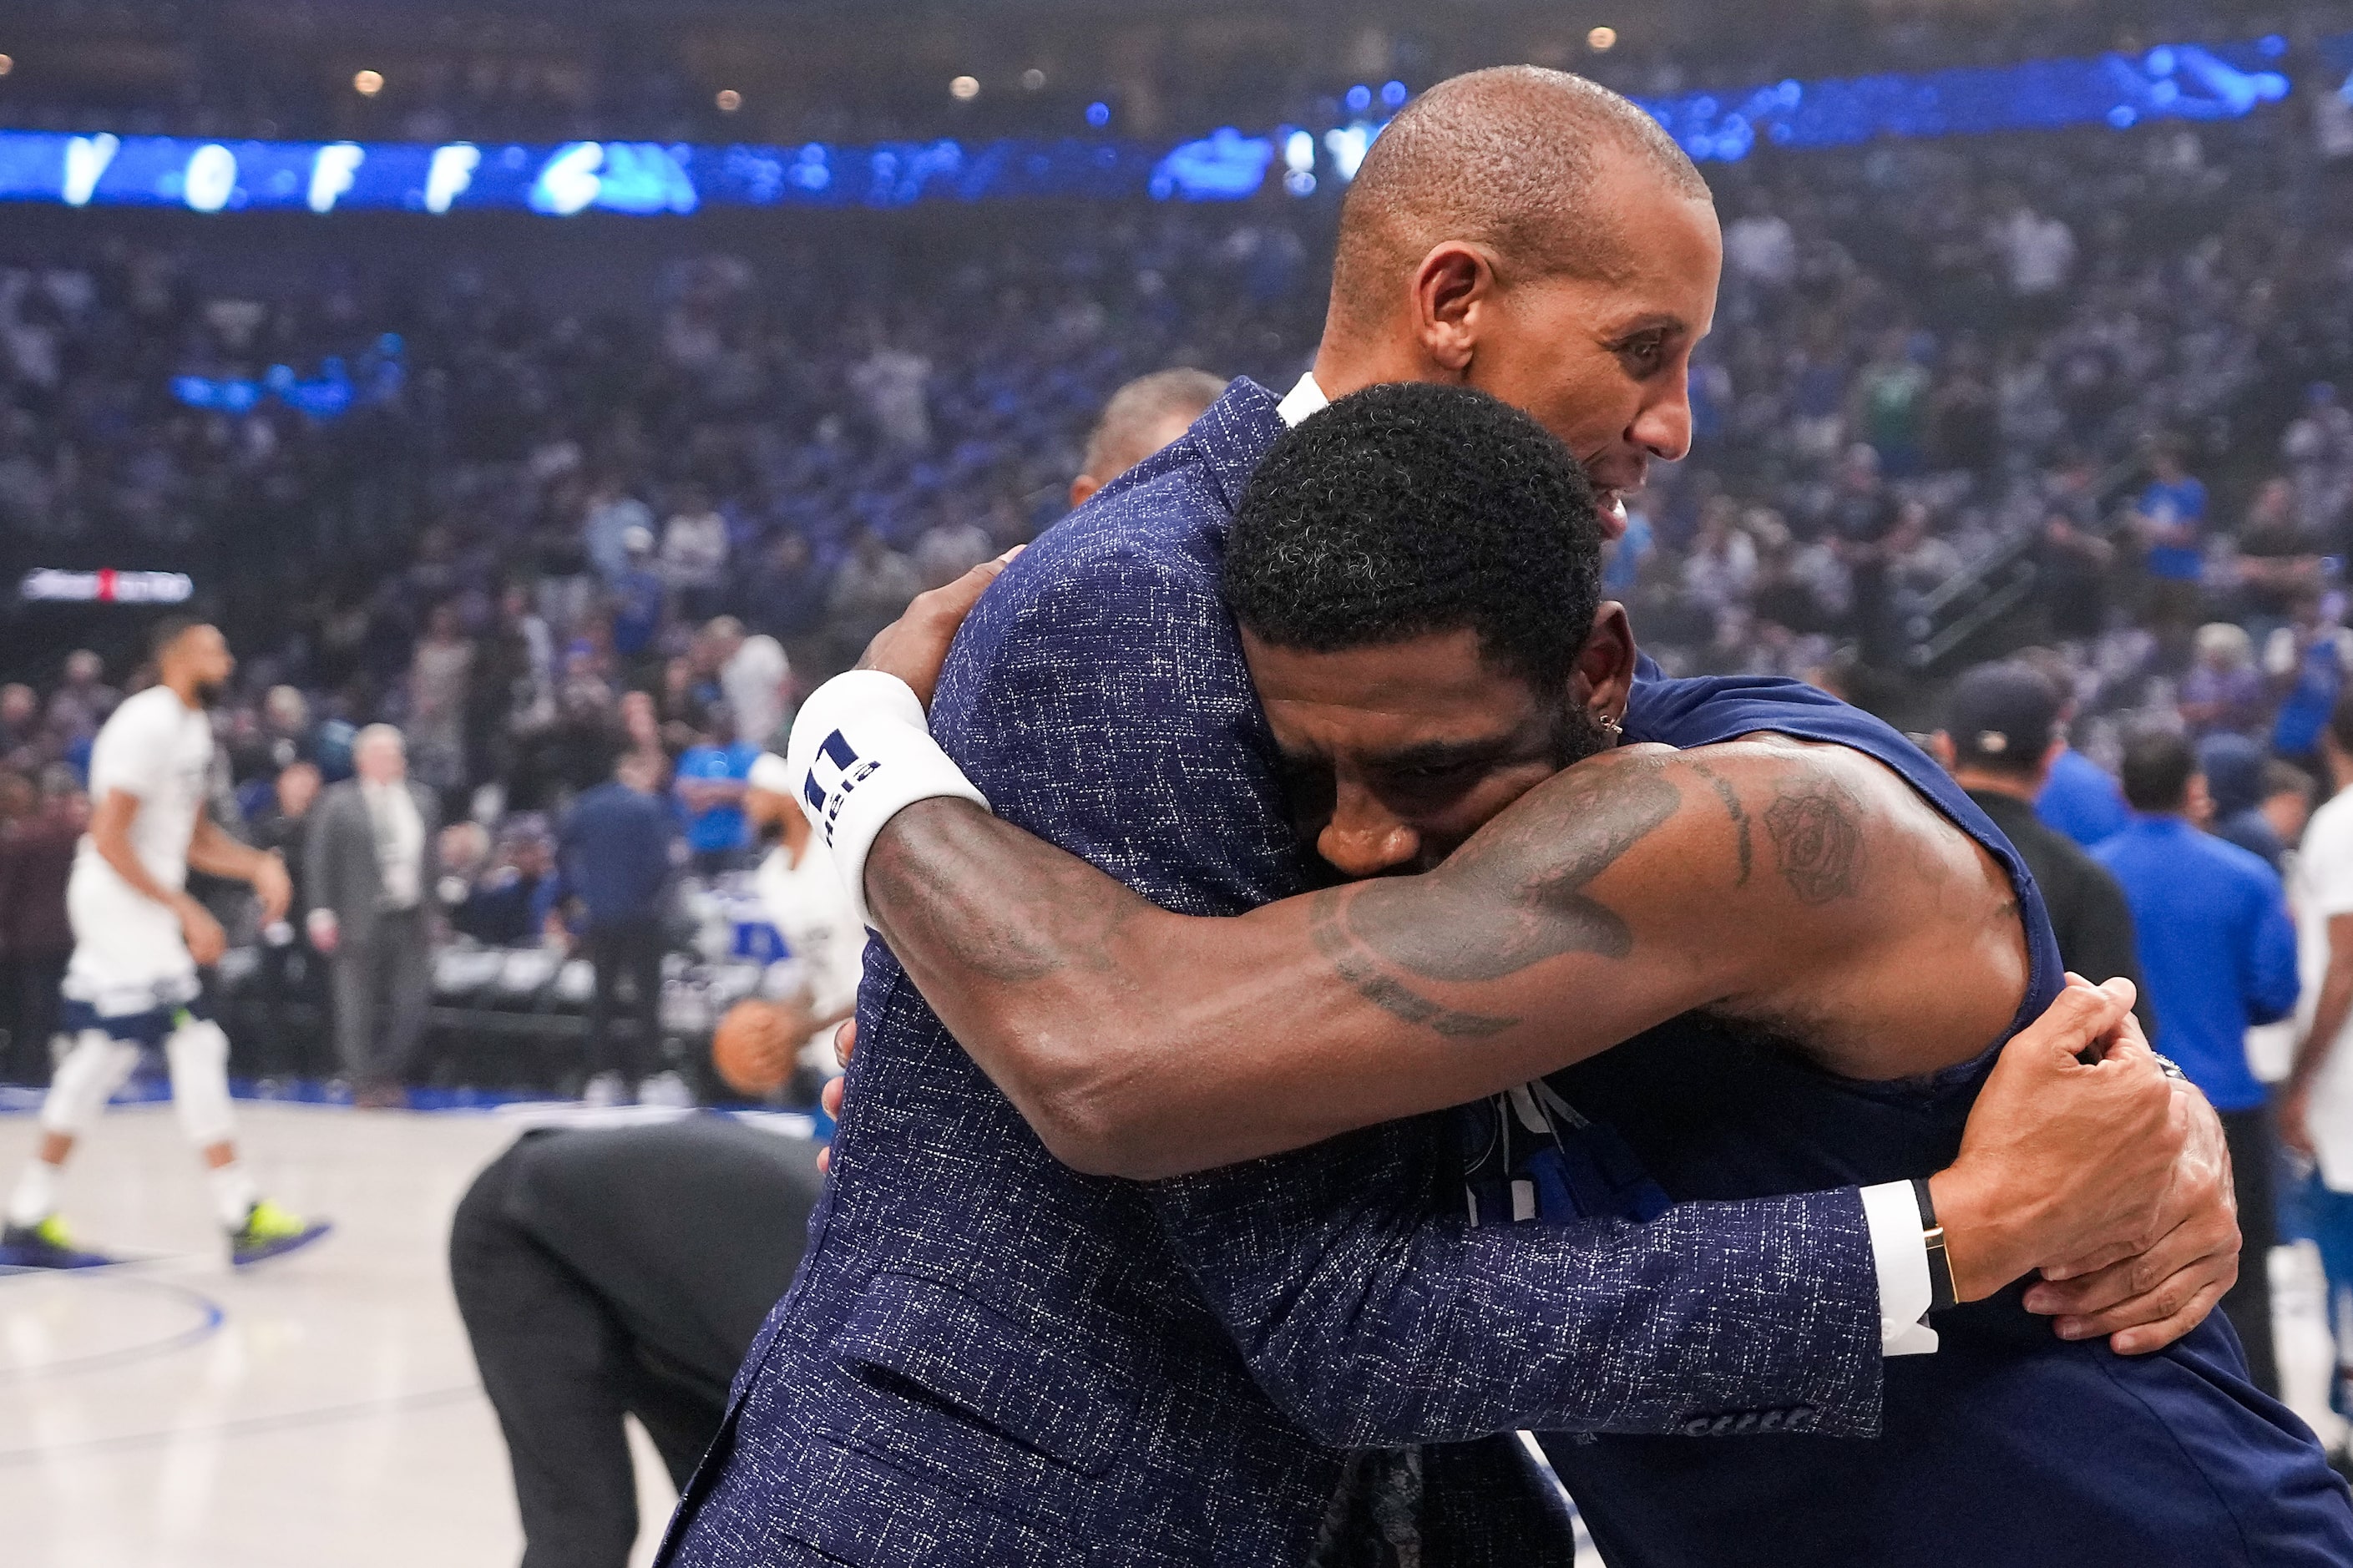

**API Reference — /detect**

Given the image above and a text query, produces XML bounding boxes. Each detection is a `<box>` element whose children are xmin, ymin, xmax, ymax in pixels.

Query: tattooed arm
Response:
<box><xmin>868</xmin><ymin>736</ymin><xmax>2026</xmax><ymax>1181</ymax></box>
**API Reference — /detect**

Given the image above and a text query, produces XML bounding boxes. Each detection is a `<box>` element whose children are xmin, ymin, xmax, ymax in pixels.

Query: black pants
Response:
<box><xmin>1</xmin><ymin>952</ymin><xmax>66</xmax><ymax>1086</ymax></box>
<box><xmin>448</xmin><ymin>1118</ymin><xmax>822</xmax><ymax>1568</ymax></box>
<box><xmin>252</xmin><ymin>941</ymin><xmax>330</xmax><ymax>1081</ymax></box>
<box><xmin>2221</xmin><ymin>1105</ymin><xmax>2280</xmax><ymax>1397</ymax></box>
<box><xmin>585</xmin><ymin>920</ymin><xmax>666</xmax><ymax>1085</ymax></box>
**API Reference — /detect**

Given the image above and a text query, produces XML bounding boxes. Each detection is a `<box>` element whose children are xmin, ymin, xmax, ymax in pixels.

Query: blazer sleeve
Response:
<box><xmin>951</xmin><ymin>538</ymin><xmax>1886</xmax><ymax>1447</ymax></box>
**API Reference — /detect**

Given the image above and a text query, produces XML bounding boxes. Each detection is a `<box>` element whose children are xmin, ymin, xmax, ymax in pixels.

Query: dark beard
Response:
<box><xmin>1547</xmin><ymin>701</ymin><xmax>1618</xmax><ymax>768</ymax></box>
<box><xmin>192</xmin><ymin>679</ymin><xmax>225</xmax><ymax>709</ymax></box>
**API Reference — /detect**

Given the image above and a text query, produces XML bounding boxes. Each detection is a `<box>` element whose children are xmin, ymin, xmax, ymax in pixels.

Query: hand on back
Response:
<box><xmin>855</xmin><ymin>549</ymin><xmax>1022</xmax><ymax>711</ymax></box>
<box><xmin>1932</xmin><ymin>974</ymin><xmax>2237</xmax><ymax>1353</ymax></box>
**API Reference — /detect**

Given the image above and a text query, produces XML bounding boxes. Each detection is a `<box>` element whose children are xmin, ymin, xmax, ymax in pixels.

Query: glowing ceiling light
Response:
<box><xmin>716</xmin><ymin>89</ymin><xmax>742</xmax><ymax>112</ymax></box>
<box><xmin>353</xmin><ymin>69</ymin><xmax>385</xmax><ymax>96</ymax></box>
<box><xmin>1587</xmin><ymin>27</ymin><xmax>1618</xmax><ymax>52</ymax></box>
<box><xmin>950</xmin><ymin>75</ymin><xmax>980</xmax><ymax>101</ymax></box>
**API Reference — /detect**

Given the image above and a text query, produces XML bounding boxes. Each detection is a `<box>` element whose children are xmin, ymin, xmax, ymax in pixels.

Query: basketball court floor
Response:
<box><xmin>0</xmin><ymin>1103</ymin><xmax>679</xmax><ymax>1568</ymax></box>
<box><xmin>1</xmin><ymin>1100</ymin><xmax>2341</xmax><ymax>1567</ymax></box>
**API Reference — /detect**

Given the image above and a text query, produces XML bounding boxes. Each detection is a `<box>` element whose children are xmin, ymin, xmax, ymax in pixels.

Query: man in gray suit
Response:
<box><xmin>306</xmin><ymin>724</ymin><xmax>439</xmax><ymax>1109</ymax></box>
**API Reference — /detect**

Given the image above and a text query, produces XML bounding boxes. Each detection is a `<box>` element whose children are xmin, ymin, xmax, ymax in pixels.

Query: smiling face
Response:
<box><xmin>1458</xmin><ymin>159</ymin><xmax>1721</xmax><ymax>537</ymax></box>
<box><xmin>1318</xmin><ymin>150</ymin><xmax>1722</xmax><ymax>544</ymax></box>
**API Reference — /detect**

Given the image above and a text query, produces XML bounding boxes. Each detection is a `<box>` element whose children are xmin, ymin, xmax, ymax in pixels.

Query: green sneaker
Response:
<box><xmin>0</xmin><ymin>1214</ymin><xmax>116</xmax><ymax>1269</ymax></box>
<box><xmin>229</xmin><ymin>1199</ymin><xmax>332</xmax><ymax>1268</ymax></box>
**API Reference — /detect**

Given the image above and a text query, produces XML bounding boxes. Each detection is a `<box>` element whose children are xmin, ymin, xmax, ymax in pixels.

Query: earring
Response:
<box><xmin>1599</xmin><ymin>714</ymin><xmax>1623</xmax><ymax>736</ymax></box>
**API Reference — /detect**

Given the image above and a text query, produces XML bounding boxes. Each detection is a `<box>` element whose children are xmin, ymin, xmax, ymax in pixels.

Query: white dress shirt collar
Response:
<box><xmin>1275</xmin><ymin>371</ymin><xmax>1330</xmax><ymax>428</ymax></box>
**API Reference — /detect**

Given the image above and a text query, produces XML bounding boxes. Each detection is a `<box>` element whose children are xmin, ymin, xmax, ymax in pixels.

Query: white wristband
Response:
<box><xmin>783</xmin><ymin>670</ymin><xmax>990</xmax><ymax>930</ymax></box>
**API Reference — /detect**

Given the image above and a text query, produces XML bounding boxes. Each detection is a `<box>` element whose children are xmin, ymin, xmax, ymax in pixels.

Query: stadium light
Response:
<box><xmin>950</xmin><ymin>76</ymin><xmax>979</xmax><ymax>101</ymax></box>
<box><xmin>1022</xmin><ymin>69</ymin><xmax>1046</xmax><ymax>92</ymax></box>
<box><xmin>716</xmin><ymin>89</ymin><xmax>742</xmax><ymax>113</ymax></box>
<box><xmin>0</xmin><ymin>55</ymin><xmax>14</xmax><ymax>77</ymax></box>
<box><xmin>1589</xmin><ymin>27</ymin><xmax>1619</xmax><ymax>52</ymax></box>
<box><xmin>353</xmin><ymin>69</ymin><xmax>384</xmax><ymax>97</ymax></box>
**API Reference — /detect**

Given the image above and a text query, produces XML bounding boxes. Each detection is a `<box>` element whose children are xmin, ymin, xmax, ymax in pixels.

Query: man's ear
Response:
<box><xmin>1411</xmin><ymin>242</ymin><xmax>1504</xmax><ymax>377</ymax></box>
<box><xmin>1069</xmin><ymin>474</ymin><xmax>1101</xmax><ymax>508</ymax></box>
<box><xmin>1927</xmin><ymin>731</ymin><xmax>1956</xmax><ymax>771</ymax></box>
<box><xmin>1571</xmin><ymin>603</ymin><xmax>1638</xmax><ymax>726</ymax></box>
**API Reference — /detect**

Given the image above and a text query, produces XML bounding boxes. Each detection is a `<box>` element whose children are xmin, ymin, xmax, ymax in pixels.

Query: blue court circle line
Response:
<box><xmin>0</xmin><ymin>1269</ymin><xmax>225</xmax><ymax>1384</ymax></box>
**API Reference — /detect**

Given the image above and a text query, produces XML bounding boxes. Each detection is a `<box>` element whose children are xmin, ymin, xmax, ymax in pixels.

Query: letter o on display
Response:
<box><xmin>184</xmin><ymin>144</ymin><xmax>237</xmax><ymax>212</ymax></box>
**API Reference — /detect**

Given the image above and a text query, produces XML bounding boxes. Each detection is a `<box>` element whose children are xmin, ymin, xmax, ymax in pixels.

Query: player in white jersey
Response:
<box><xmin>746</xmin><ymin>751</ymin><xmax>867</xmax><ymax>1073</ymax></box>
<box><xmin>1</xmin><ymin>619</ymin><xmax>331</xmax><ymax>1268</ymax></box>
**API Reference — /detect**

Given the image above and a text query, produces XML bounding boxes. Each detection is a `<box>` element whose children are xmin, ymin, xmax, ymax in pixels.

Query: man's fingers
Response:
<box><xmin>2052</xmin><ymin>1264</ymin><xmax>2211</xmax><ymax>1342</ymax></box>
<box><xmin>2037</xmin><ymin>1237</ymin><xmax>2136</xmax><ymax>1282</ymax></box>
<box><xmin>2010</xmin><ymin>979</ymin><xmax>2129</xmax><ymax>1061</ymax></box>
<box><xmin>833</xmin><ymin>1019</ymin><xmax>856</xmax><ymax>1070</ymax></box>
<box><xmin>2027</xmin><ymin>1211</ymin><xmax>2230</xmax><ymax>1312</ymax></box>
<box><xmin>817</xmin><ymin>1074</ymin><xmax>845</xmax><ymax>1176</ymax></box>
<box><xmin>2108</xmin><ymin>1276</ymin><xmax>2235</xmax><ymax>1356</ymax></box>
<box><xmin>926</xmin><ymin>549</ymin><xmax>1023</xmax><ymax>620</ymax></box>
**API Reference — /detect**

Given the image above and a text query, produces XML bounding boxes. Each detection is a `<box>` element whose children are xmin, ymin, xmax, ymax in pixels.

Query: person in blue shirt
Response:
<box><xmin>2038</xmin><ymin>742</ymin><xmax>2133</xmax><ymax>847</ymax></box>
<box><xmin>673</xmin><ymin>706</ymin><xmax>760</xmax><ymax>877</ymax></box>
<box><xmin>554</xmin><ymin>751</ymin><xmax>681</xmax><ymax>1105</ymax></box>
<box><xmin>610</xmin><ymin>526</ymin><xmax>667</xmax><ymax>670</ymax></box>
<box><xmin>2097</xmin><ymin>726</ymin><xmax>2300</xmax><ymax>1395</ymax></box>
<box><xmin>2199</xmin><ymin>732</ymin><xmax>2315</xmax><ymax>875</ymax></box>
<box><xmin>2272</xmin><ymin>592</ymin><xmax>2353</xmax><ymax>770</ymax></box>
<box><xmin>2135</xmin><ymin>443</ymin><xmax>2208</xmax><ymax>645</ymax></box>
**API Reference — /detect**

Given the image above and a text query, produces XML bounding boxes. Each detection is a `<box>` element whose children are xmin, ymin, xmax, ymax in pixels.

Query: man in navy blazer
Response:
<box><xmin>661</xmin><ymin>68</ymin><xmax>2239</xmax><ymax>1566</ymax></box>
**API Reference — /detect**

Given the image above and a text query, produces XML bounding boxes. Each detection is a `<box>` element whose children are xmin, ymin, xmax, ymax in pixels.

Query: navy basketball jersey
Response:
<box><xmin>1507</xmin><ymin>674</ymin><xmax>2353</xmax><ymax>1568</ymax></box>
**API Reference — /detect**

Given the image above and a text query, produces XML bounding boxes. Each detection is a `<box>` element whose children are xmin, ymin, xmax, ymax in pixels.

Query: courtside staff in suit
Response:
<box><xmin>306</xmin><ymin>724</ymin><xmax>441</xmax><ymax>1107</ymax></box>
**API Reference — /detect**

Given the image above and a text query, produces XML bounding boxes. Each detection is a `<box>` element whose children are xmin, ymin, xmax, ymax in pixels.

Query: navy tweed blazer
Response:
<box><xmin>659</xmin><ymin>378</ymin><xmax>1884</xmax><ymax>1567</ymax></box>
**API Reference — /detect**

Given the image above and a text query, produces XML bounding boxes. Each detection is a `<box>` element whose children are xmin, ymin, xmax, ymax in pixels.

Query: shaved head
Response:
<box><xmin>1331</xmin><ymin>67</ymin><xmax>1708</xmax><ymax>339</ymax></box>
<box><xmin>1305</xmin><ymin>66</ymin><xmax>1722</xmax><ymax>544</ymax></box>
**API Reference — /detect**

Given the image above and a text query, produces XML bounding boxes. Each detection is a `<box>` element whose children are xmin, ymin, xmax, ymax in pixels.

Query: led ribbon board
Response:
<box><xmin>0</xmin><ymin>36</ymin><xmax>2308</xmax><ymax>215</ymax></box>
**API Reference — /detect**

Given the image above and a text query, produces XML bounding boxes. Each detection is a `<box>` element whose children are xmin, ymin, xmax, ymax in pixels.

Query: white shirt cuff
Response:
<box><xmin>1859</xmin><ymin>1180</ymin><xmax>1939</xmax><ymax>1357</ymax></box>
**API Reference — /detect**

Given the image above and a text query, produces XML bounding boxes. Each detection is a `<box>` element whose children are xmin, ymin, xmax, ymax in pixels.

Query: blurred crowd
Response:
<box><xmin>1</xmin><ymin>96</ymin><xmax>2352</xmax><ymax>741</ymax></box>
<box><xmin>0</xmin><ymin>71</ymin><xmax>2351</xmax><ymax>1102</ymax></box>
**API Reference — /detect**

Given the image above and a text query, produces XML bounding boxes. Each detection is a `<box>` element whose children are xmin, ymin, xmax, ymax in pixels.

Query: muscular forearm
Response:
<box><xmin>862</xmin><ymin>736</ymin><xmax>2004</xmax><ymax>1180</ymax></box>
<box><xmin>864</xmin><ymin>771</ymin><xmax>1758</xmax><ymax>1178</ymax></box>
